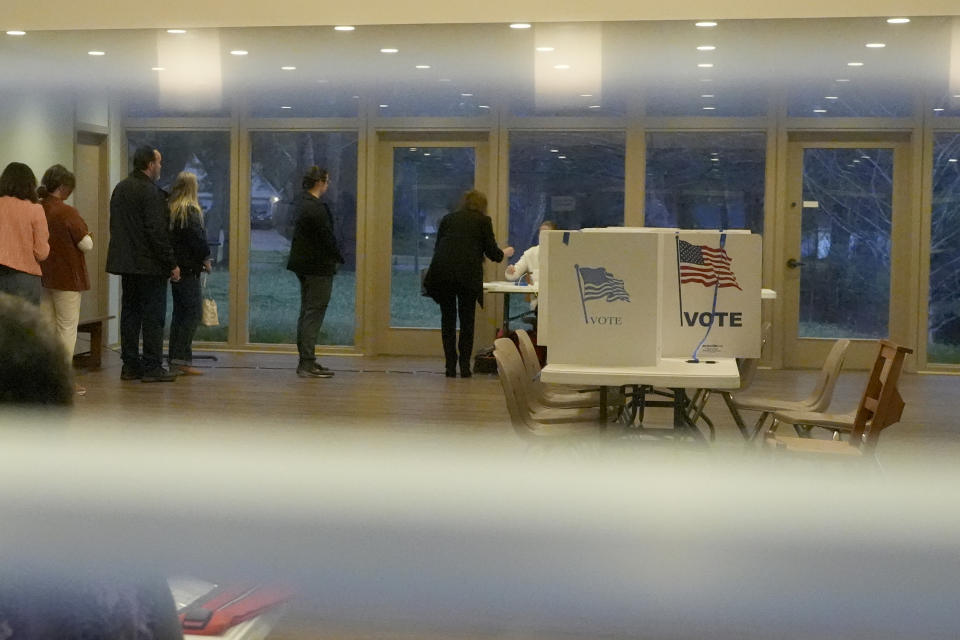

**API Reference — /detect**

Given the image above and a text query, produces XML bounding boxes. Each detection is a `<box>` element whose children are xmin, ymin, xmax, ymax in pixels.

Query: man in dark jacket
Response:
<box><xmin>106</xmin><ymin>145</ymin><xmax>181</xmax><ymax>382</ymax></box>
<box><xmin>287</xmin><ymin>166</ymin><xmax>344</xmax><ymax>378</ymax></box>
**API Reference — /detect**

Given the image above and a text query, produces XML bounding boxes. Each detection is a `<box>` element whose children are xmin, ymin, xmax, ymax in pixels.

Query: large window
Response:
<box><xmin>798</xmin><ymin>147</ymin><xmax>892</xmax><ymax>339</ymax></box>
<box><xmin>507</xmin><ymin>131</ymin><xmax>625</xmax><ymax>325</ymax></box>
<box><xmin>248</xmin><ymin>131</ymin><xmax>358</xmax><ymax>345</ymax></box>
<box><xmin>126</xmin><ymin>131</ymin><xmax>231</xmax><ymax>342</ymax></box>
<box><xmin>929</xmin><ymin>133</ymin><xmax>960</xmax><ymax>363</ymax></box>
<box><xmin>645</xmin><ymin>132</ymin><xmax>765</xmax><ymax>233</ymax></box>
<box><xmin>390</xmin><ymin>146</ymin><xmax>476</xmax><ymax>329</ymax></box>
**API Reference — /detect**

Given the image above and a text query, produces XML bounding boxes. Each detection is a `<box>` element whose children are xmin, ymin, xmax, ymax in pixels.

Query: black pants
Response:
<box><xmin>0</xmin><ymin>265</ymin><xmax>42</xmax><ymax>305</ymax></box>
<box><xmin>120</xmin><ymin>273</ymin><xmax>168</xmax><ymax>372</ymax></box>
<box><xmin>296</xmin><ymin>273</ymin><xmax>333</xmax><ymax>366</ymax></box>
<box><xmin>438</xmin><ymin>289</ymin><xmax>476</xmax><ymax>371</ymax></box>
<box><xmin>169</xmin><ymin>274</ymin><xmax>201</xmax><ymax>365</ymax></box>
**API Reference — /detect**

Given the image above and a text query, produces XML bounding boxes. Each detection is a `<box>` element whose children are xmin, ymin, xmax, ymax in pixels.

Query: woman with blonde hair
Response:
<box><xmin>167</xmin><ymin>171</ymin><xmax>211</xmax><ymax>375</ymax></box>
<box><xmin>38</xmin><ymin>164</ymin><xmax>93</xmax><ymax>395</ymax></box>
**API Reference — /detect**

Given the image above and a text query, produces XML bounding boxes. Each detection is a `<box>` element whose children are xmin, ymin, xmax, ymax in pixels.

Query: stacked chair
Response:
<box><xmin>492</xmin><ymin>336</ymin><xmax>623</xmax><ymax>442</ymax></box>
<box><xmin>764</xmin><ymin>340</ymin><xmax>912</xmax><ymax>461</ymax></box>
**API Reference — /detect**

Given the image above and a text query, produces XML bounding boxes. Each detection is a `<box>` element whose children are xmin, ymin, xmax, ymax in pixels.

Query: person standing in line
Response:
<box><xmin>424</xmin><ymin>190</ymin><xmax>514</xmax><ymax>378</ymax></box>
<box><xmin>106</xmin><ymin>145</ymin><xmax>181</xmax><ymax>383</ymax></box>
<box><xmin>166</xmin><ymin>171</ymin><xmax>211</xmax><ymax>376</ymax></box>
<box><xmin>287</xmin><ymin>166</ymin><xmax>344</xmax><ymax>378</ymax></box>
<box><xmin>0</xmin><ymin>162</ymin><xmax>49</xmax><ymax>306</ymax></box>
<box><xmin>38</xmin><ymin>164</ymin><xmax>94</xmax><ymax>396</ymax></box>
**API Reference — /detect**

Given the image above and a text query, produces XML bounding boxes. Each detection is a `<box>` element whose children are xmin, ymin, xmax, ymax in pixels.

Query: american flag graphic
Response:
<box><xmin>678</xmin><ymin>240</ymin><xmax>742</xmax><ymax>290</ymax></box>
<box><xmin>577</xmin><ymin>266</ymin><xmax>631</xmax><ymax>303</ymax></box>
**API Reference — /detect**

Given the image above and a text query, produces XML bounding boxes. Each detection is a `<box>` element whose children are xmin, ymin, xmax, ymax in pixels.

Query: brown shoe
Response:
<box><xmin>176</xmin><ymin>366</ymin><xmax>204</xmax><ymax>376</ymax></box>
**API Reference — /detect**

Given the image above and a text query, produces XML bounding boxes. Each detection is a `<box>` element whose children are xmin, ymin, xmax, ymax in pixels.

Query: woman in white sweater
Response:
<box><xmin>504</xmin><ymin>220</ymin><xmax>556</xmax><ymax>310</ymax></box>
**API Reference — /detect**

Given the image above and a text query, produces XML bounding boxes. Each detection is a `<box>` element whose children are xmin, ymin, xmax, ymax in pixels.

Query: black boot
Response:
<box><xmin>459</xmin><ymin>358</ymin><xmax>472</xmax><ymax>378</ymax></box>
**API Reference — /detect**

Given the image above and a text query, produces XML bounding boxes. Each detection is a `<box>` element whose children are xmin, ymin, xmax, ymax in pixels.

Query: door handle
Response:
<box><xmin>786</xmin><ymin>258</ymin><xmax>805</xmax><ymax>269</ymax></box>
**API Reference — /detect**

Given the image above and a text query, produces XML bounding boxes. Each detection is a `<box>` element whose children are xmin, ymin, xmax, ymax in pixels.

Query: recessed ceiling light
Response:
<box><xmin>230</xmin><ymin>50</ymin><xmax>248</xmax><ymax>56</ymax></box>
<box><xmin>461</xmin><ymin>93</ymin><xmax>473</xmax><ymax>97</ymax></box>
<box><xmin>380</xmin><ymin>48</ymin><xmax>398</xmax><ymax>54</ymax></box>
<box><xmin>379</xmin><ymin>104</ymin><xmax>389</xmax><ymax>108</ymax></box>
<box><xmin>824</xmin><ymin>96</ymin><xmax>839</xmax><ymax>100</ymax></box>
<box><xmin>701</xmin><ymin>94</ymin><xmax>715</xmax><ymax>98</ymax></box>
<box><xmin>557</xmin><ymin>155</ymin><xmax>567</xmax><ymax>159</ymax></box>
<box><xmin>334</xmin><ymin>25</ymin><xmax>355</xmax><ymax>31</ymax></box>
<box><xmin>813</xmin><ymin>109</ymin><xmax>828</xmax><ymax>113</ymax></box>
<box><xmin>847</xmin><ymin>62</ymin><xmax>864</xmax><ymax>66</ymax></box>
<box><xmin>887</xmin><ymin>18</ymin><xmax>910</xmax><ymax>24</ymax></box>
<box><xmin>579</xmin><ymin>94</ymin><xmax>593</xmax><ymax>98</ymax></box>
<box><xmin>953</xmin><ymin>94</ymin><xmax>960</xmax><ymax>98</ymax></box>
<box><xmin>853</xmin><ymin>159</ymin><xmax>861</xmax><ymax>163</ymax></box>
<box><xmin>550</xmin><ymin>149</ymin><xmax>559</xmax><ymax>153</ymax></box>
<box><xmin>702</xmin><ymin>106</ymin><xmax>716</xmax><ymax>110</ymax></box>
<box><xmin>280</xmin><ymin>106</ymin><xmax>292</xmax><ymax>109</ymax></box>
<box><xmin>697</xmin><ymin>63</ymin><xmax>714</xmax><ymax>68</ymax></box>
<box><xmin>423</xmin><ymin>152</ymin><xmax>431</xmax><ymax>156</ymax></box>
<box><xmin>87</xmin><ymin>50</ymin><xmax>105</xmax><ymax>56</ymax></box>
<box><xmin>696</xmin><ymin>45</ymin><xmax>716</xmax><ymax>51</ymax></box>
<box><xmin>478</xmin><ymin>105</ymin><xmax>490</xmax><ymax>109</ymax></box>
<box><xmin>151</xmin><ymin>66</ymin><xmax>165</xmax><ymax>71</ymax></box>
<box><xmin>352</xmin><ymin>95</ymin><xmax>359</xmax><ymax>99</ymax></box>
<box><xmin>510</xmin><ymin>23</ymin><xmax>532</xmax><ymax>29</ymax></box>
<box><xmin>536</xmin><ymin>46</ymin><xmax>554</xmax><ymax>52</ymax></box>
<box><xmin>167</xmin><ymin>29</ymin><xmax>187</xmax><ymax>34</ymax></box>
<box><xmin>933</xmin><ymin>108</ymin><xmax>945</xmax><ymax>112</ymax></box>
<box><xmin>695</xmin><ymin>21</ymin><xmax>718</xmax><ymax>27</ymax></box>
<box><xmin>317</xmin><ymin>79</ymin><xmax>328</xmax><ymax>83</ymax></box>
<box><xmin>409</xmin><ymin>148</ymin><xmax>418</xmax><ymax>151</ymax></box>
<box><xmin>415</xmin><ymin>64</ymin><xmax>431</xmax><ymax>69</ymax></box>
<box><xmin>710</xmin><ymin>158</ymin><xmax>720</xmax><ymax>162</ymax></box>
<box><xmin>949</xmin><ymin>158</ymin><xmax>959</xmax><ymax>163</ymax></box>
<box><xmin>700</xmin><ymin>78</ymin><xmax>713</xmax><ymax>82</ymax></box>
<box><xmin>6</xmin><ymin>30</ymin><xmax>26</xmax><ymax>36</ymax></box>
<box><xmin>711</xmin><ymin>152</ymin><xmax>719</xmax><ymax>155</ymax></box>
<box><xmin>553</xmin><ymin>64</ymin><xmax>571</xmax><ymax>70</ymax></box>
<box><xmin>836</xmin><ymin>78</ymin><xmax>851</xmax><ymax>82</ymax></box>
<box><xmin>438</xmin><ymin>78</ymin><xmax>451</xmax><ymax>82</ymax></box>
<box><xmin>865</xmin><ymin>42</ymin><xmax>886</xmax><ymax>48</ymax></box>
<box><xmin>281</xmin><ymin>66</ymin><xmax>296</xmax><ymax>71</ymax></box>
<box><xmin>588</xmin><ymin>105</ymin><xmax>601</xmax><ymax>109</ymax></box>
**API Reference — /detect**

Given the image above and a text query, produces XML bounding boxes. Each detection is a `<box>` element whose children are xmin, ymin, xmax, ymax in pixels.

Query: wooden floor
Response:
<box><xmin>60</xmin><ymin>347</ymin><xmax>960</xmax><ymax>639</ymax></box>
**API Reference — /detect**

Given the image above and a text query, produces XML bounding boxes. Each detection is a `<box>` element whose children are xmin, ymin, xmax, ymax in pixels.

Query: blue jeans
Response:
<box><xmin>169</xmin><ymin>275</ymin><xmax>202</xmax><ymax>365</ymax></box>
<box><xmin>0</xmin><ymin>265</ymin><xmax>42</xmax><ymax>305</ymax></box>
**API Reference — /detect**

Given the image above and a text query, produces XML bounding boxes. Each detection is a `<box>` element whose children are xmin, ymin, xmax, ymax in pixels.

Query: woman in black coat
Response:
<box><xmin>424</xmin><ymin>190</ymin><xmax>513</xmax><ymax>377</ymax></box>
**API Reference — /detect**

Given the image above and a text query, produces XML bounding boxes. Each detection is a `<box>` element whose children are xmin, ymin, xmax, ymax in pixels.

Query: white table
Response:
<box><xmin>541</xmin><ymin>358</ymin><xmax>739</xmax><ymax>437</ymax></box>
<box><xmin>483</xmin><ymin>281</ymin><xmax>539</xmax><ymax>330</ymax></box>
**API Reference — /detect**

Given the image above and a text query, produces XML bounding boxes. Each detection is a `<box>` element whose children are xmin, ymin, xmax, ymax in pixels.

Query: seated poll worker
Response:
<box><xmin>504</xmin><ymin>220</ymin><xmax>557</xmax><ymax>311</ymax></box>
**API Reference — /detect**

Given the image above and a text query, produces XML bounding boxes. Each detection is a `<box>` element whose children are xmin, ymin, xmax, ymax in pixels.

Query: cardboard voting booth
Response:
<box><xmin>539</xmin><ymin>228</ymin><xmax>761</xmax><ymax>366</ymax></box>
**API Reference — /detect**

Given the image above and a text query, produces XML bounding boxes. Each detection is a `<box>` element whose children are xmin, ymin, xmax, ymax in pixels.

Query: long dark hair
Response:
<box><xmin>0</xmin><ymin>162</ymin><xmax>39</xmax><ymax>203</ymax></box>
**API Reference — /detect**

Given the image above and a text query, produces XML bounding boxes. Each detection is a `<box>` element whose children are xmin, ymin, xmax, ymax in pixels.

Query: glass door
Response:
<box><xmin>370</xmin><ymin>133</ymin><xmax>491</xmax><ymax>355</ymax></box>
<box><xmin>782</xmin><ymin>138</ymin><xmax>911</xmax><ymax>368</ymax></box>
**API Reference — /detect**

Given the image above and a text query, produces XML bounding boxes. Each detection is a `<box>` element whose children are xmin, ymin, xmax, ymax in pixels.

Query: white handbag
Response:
<box><xmin>200</xmin><ymin>273</ymin><xmax>219</xmax><ymax>327</ymax></box>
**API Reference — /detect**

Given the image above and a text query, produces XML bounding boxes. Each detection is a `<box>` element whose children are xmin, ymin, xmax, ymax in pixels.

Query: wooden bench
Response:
<box><xmin>74</xmin><ymin>315</ymin><xmax>115</xmax><ymax>369</ymax></box>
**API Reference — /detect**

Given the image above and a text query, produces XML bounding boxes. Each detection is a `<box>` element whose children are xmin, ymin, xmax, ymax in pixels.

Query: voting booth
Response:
<box><xmin>539</xmin><ymin>228</ymin><xmax>761</xmax><ymax>366</ymax></box>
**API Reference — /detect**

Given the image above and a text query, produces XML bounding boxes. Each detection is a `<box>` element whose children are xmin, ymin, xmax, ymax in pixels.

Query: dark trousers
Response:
<box><xmin>169</xmin><ymin>274</ymin><xmax>202</xmax><ymax>365</ymax></box>
<box><xmin>296</xmin><ymin>273</ymin><xmax>333</xmax><ymax>366</ymax></box>
<box><xmin>438</xmin><ymin>289</ymin><xmax>477</xmax><ymax>372</ymax></box>
<box><xmin>120</xmin><ymin>274</ymin><xmax>168</xmax><ymax>372</ymax></box>
<box><xmin>0</xmin><ymin>265</ymin><xmax>42</xmax><ymax>305</ymax></box>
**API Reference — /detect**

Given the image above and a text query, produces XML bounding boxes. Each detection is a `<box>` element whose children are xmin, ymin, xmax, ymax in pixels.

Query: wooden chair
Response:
<box><xmin>514</xmin><ymin>329</ymin><xmax>611</xmax><ymax>409</ymax></box>
<box><xmin>492</xmin><ymin>339</ymin><xmax>605</xmax><ymax>441</ymax></box>
<box><xmin>733</xmin><ymin>338</ymin><xmax>851</xmax><ymax>440</ymax></box>
<box><xmin>764</xmin><ymin>340</ymin><xmax>912</xmax><ymax>458</ymax></box>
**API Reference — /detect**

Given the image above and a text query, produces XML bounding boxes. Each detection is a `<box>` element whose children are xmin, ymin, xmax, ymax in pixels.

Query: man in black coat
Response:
<box><xmin>106</xmin><ymin>145</ymin><xmax>181</xmax><ymax>382</ymax></box>
<box><xmin>287</xmin><ymin>166</ymin><xmax>344</xmax><ymax>378</ymax></box>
